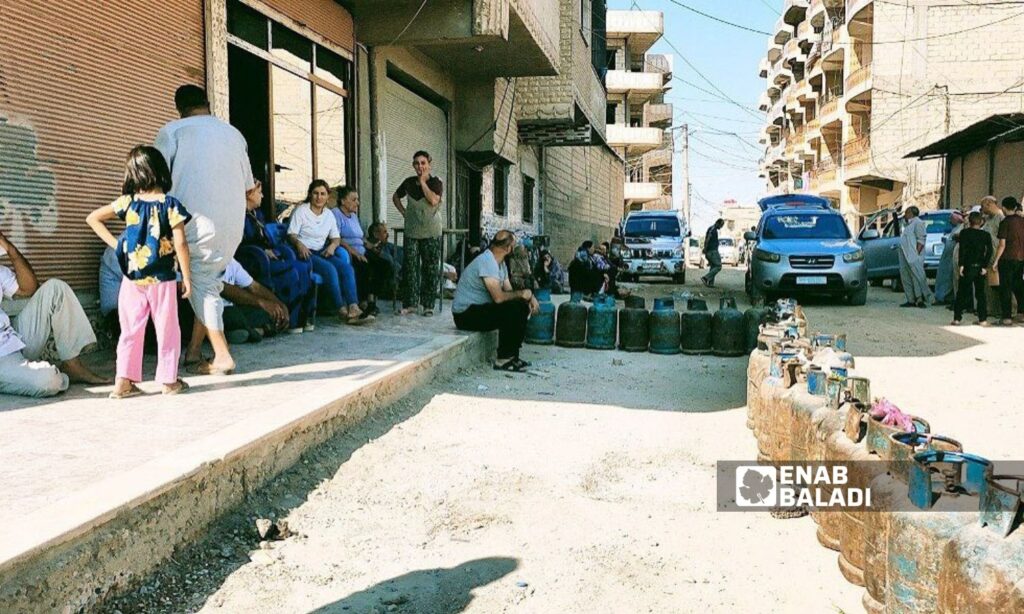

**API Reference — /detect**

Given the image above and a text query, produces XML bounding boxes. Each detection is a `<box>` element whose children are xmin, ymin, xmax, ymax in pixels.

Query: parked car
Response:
<box><xmin>745</xmin><ymin>194</ymin><xmax>868</xmax><ymax>305</ymax></box>
<box><xmin>687</xmin><ymin>237</ymin><xmax>704</xmax><ymax>267</ymax></box>
<box><xmin>859</xmin><ymin>209</ymin><xmax>953</xmax><ymax>283</ymax></box>
<box><xmin>620</xmin><ymin>210</ymin><xmax>689</xmax><ymax>283</ymax></box>
<box><xmin>718</xmin><ymin>237</ymin><xmax>739</xmax><ymax>266</ymax></box>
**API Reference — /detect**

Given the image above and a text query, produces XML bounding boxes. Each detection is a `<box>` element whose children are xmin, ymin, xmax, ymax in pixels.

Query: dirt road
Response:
<box><xmin>103</xmin><ymin>269</ymin><xmax>1019</xmax><ymax>613</ymax></box>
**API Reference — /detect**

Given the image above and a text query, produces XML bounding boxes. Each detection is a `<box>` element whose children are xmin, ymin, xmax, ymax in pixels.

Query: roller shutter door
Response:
<box><xmin>381</xmin><ymin>78</ymin><xmax>448</xmax><ymax>231</ymax></box>
<box><xmin>260</xmin><ymin>0</ymin><xmax>355</xmax><ymax>57</ymax></box>
<box><xmin>0</xmin><ymin>0</ymin><xmax>205</xmax><ymax>291</ymax></box>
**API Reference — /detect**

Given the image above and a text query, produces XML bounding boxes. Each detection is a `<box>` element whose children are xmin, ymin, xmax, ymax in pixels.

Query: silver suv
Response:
<box><xmin>620</xmin><ymin>211</ymin><xmax>689</xmax><ymax>283</ymax></box>
<box><xmin>744</xmin><ymin>195</ymin><xmax>868</xmax><ymax>306</ymax></box>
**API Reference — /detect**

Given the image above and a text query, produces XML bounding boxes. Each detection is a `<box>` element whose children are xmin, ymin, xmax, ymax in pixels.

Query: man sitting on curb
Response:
<box><xmin>451</xmin><ymin>230</ymin><xmax>539</xmax><ymax>373</ymax></box>
<box><xmin>0</xmin><ymin>230</ymin><xmax>108</xmax><ymax>397</ymax></box>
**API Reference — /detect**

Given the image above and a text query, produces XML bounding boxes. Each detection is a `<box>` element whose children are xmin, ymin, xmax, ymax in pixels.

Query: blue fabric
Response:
<box><xmin>238</xmin><ymin>213</ymin><xmax>316</xmax><ymax>327</ymax></box>
<box><xmin>934</xmin><ymin>232</ymin><xmax>957</xmax><ymax>303</ymax></box>
<box><xmin>113</xmin><ymin>195</ymin><xmax>191</xmax><ymax>283</ymax></box>
<box><xmin>311</xmin><ymin>251</ymin><xmax>358</xmax><ymax>310</ymax></box>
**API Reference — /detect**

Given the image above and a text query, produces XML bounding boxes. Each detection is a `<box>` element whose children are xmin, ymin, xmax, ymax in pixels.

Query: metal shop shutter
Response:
<box><xmin>0</xmin><ymin>0</ymin><xmax>205</xmax><ymax>291</ymax></box>
<box><xmin>261</xmin><ymin>0</ymin><xmax>355</xmax><ymax>56</ymax></box>
<box><xmin>381</xmin><ymin>77</ymin><xmax>449</xmax><ymax>231</ymax></box>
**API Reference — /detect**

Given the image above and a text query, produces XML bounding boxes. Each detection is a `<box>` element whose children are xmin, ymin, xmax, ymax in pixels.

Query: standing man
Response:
<box><xmin>897</xmin><ymin>206</ymin><xmax>933</xmax><ymax>308</ymax></box>
<box><xmin>0</xmin><ymin>230</ymin><xmax>108</xmax><ymax>397</ymax></box>
<box><xmin>392</xmin><ymin>151</ymin><xmax>443</xmax><ymax>317</ymax></box>
<box><xmin>701</xmin><ymin>219</ymin><xmax>725</xmax><ymax>287</ymax></box>
<box><xmin>156</xmin><ymin>85</ymin><xmax>260</xmax><ymax>375</ymax></box>
<box><xmin>994</xmin><ymin>196</ymin><xmax>1024</xmax><ymax>325</ymax></box>
<box><xmin>981</xmin><ymin>195</ymin><xmax>1005</xmax><ymax>314</ymax></box>
<box><xmin>451</xmin><ymin>230</ymin><xmax>538</xmax><ymax>373</ymax></box>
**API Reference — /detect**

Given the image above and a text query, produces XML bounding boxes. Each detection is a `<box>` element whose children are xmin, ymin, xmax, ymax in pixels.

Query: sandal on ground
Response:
<box><xmin>493</xmin><ymin>359</ymin><xmax>528</xmax><ymax>373</ymax></box>
<box><xmin>109</xmin><ymin>383</ymin><xmax>143</xmax><ymax>400</ymax></box>
<box><xmin>347</xmin><ymin>313</ymin><xmax>374</xmax><ymax>325</ymax></box>
<box><xmin>162</xmin><ymin>379</ymin><xmax>190</xmax><ymax>395</ymax></box>
<box><xmin>185</xmin><ymin>360</ymin><xmax>234</xmax><ymax>376</ymax></box>
<box><xmin>950</xmin><ymin>320</ymin><xmax>961</xmax><ymax>326</ymax></box>
<box><xmin>512</xmin><ymin>357</ymin><xmax>532</xmax><ymax>369</ymax></box>
<box><xmin>422</xmin><ymin>309</ymin><xmax>434</xmax><ymax>317</ymax></box>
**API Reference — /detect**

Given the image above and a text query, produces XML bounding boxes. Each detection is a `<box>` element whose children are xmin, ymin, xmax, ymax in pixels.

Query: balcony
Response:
<box><xmin>643</xmin><ymin>147</ymin><xmax>672</xmax><ymax>170</ymax></box>
<box><xmin>770</xmin><ymin>61</ymin><xmax>794</xmax><ymax>87</ymax></box>
<box><xmin>797</xmin><ymin>20</ymin><xmax>815</xmax><ymax>43</ymax></box>
<box><xmin>784</xmin><ymin>0</ymin><xmax>810</xmax><ymax>25</ymax></box>
<box><xmin>774</xmin><ymin>16</ymin><xmax>793</xmax><ymax>45</ymax></box>
<box><xmin>645</xmin><ymin>103</ymin><xmax>673</xmax><ymax>128</ymax></box>
<box><xmin>813</xmin><ymin>157</ymin><xmax>839</xmax><ymax>191</ymax></box>
<box><xmin>347</xmin><ymin>0</ymin><xmax>558</xmax><ymax>79</ymax></box>
<box><xmin>784</xmin><ymin>38</ymin><xmax>805</xmax><ymax>64</ymax></box>
<box><xmin>821</xmin><ymin>23</ymin><xmax>848</xmax><ymax>64</ymax></box>
<box><xmin>844</xmin><ymin>135</ymin><xmax>870</xmax><ymax>166</ymax></box>
<box><xmin>624</xmin><ymin>181</ymin><xmax>663</xmax><ymax>204</ymax></box>
<box><xmin>606</xmin><ymin>70</ymin><xmax>665</xmax><ymax>102</ymax></box>
<box><xmin>819</xmin><ymin>90</ymin><xmax>843</xmax><ymax>127</ymax></box>
<box><xmin>845</xmin><ymin>63</ymin><xmax>873</xmax><ymax>110</ymax></box>
<box><xmin>607</xmin><ymin>125</ymin><xmax>664</xmax><ymax>154</ymax></box>
<box><xmin>847</xmin><ymin>0</ymin><xmax>874</xmax><ymax>33</ymax></box>
<box><xmin>759</xmin><ymin>57</ymin><xmax>771</xmax><ymax>78</ymax></box>
<box><xmin>607</xmin><ymin>10</ymin><xmax>664</xmax><ymax>54</ymax></box>
<box><xmin>758</xmin><ymin>92</ymin><xmax>772</xmax><ymax>112</ymax></box>
<box><xmin>644</xmin><ymin>54</ymin><xmax>673</xmax><ymax>82</ymax></box>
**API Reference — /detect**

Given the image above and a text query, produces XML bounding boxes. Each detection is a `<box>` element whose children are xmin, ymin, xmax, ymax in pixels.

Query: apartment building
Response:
<box><xmin>758</xmin><ymin>0</ymin><xmax>1024</xmax><ymax>229</ymax></box>
<box><xmin>606</xmin><ymin>10</ymin><xmax>675</xmax><ymax>212</ymax></box>
<box><xmin>2</xmin><ymin>0</ymin><xmax>627</xmax><ymax>297</ymax></box>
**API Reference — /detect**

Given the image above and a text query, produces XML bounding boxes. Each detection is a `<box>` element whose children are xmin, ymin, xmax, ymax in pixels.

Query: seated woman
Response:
<box><xmin>236</xmin><ymin>187</ymin><xmax>316</xmax><ymax>333</ymax></box>
<box><xmin>533</xmin><ymin>248</ymin><xmax>565</xmax><ymax>294</ymax></box>
<box><xmin>288</xmin><ymin>180</ymin><xmax>372</xmax><ymax>325</ymax></box>
<box><xmin>331</xmin><ymin>186</ymin><xmax>390</xmax><ymax>318</ymax></box>
<box><xmin>568</xmin><ymin>241</ymin><xmax>603</xmax><ymax>296</ymax></box>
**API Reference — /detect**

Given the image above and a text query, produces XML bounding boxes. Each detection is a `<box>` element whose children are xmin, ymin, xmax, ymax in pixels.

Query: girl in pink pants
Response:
<box><xmin>87</xmin><ymin>145</ymin><xmax>193</xmax><ymax>398</ymax></box>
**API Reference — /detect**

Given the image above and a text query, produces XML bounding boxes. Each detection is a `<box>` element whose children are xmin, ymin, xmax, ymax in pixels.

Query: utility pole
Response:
<box><xmin>679</xmin><ymin>124</ymin><xmax>691</xmax><ymax>228</ymax></box>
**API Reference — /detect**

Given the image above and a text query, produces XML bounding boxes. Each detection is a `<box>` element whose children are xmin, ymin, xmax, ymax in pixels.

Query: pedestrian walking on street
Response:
<box><xmin>952</xmin><ymin>212</ymin><xmax>993</xmax><ymax>326</ymax></box>
<box><xmin>701</xmin><ymin>219</ymin><xmax>725</xmax><ymax>287</ymax></box>
<box><xmin>897</xmin><ymin>206</ymin><xmax>933</xmax><ymax>308</ymax></box>
<box><xmin>452</xmin><ymin>230</ymin><xmax>539</xmax><ymax>373</ymax></box>
<box><xmin>86</xmin><ymin>146</ymin><xmax>192</xmax><ymax>398</ymax></box>
<box><xmin>995</xmin><ymin>196</ymin><xmax>1024</xmax><ymax>325</ymax></box>
<box><xmin>155</xmin><ymin>85</ymin><xmax>260</xmax><ymax>376</ymax></box>
<box><xmin>392</xmin><ymin>151</ymin><xmax>444</xmax><ymax>317</ymax></box>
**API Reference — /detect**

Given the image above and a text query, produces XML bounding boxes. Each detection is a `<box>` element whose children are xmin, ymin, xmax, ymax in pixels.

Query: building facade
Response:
<box><xmin>758</xmin><ymin>0</ymin><xmax>1024</xmax><ymax>229</ymax></box>
<box><xmin>606</xmin><ymin>10</ymin><xmax>674</xmax><ymax>212</ymax></box>
<box><xmin>1</xmin><ymin>0</ymin><xmax>629</xmax><ymax>299</ymax></box>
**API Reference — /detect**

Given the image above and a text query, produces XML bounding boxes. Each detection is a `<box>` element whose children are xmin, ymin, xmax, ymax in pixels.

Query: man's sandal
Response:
<box><xmin>109</xmin><ymin>383</ymin><xmax>143</xmax><ymax>400</ymax></box>
<box><xmin>162</xmin><ymin>379</ymin><xmax>190</xmax><ymax>395</ymax></box>
<box><xmin>493</xmin><ymin>359</ymin><xmax>528</xmax><ymax>372</ymax></box>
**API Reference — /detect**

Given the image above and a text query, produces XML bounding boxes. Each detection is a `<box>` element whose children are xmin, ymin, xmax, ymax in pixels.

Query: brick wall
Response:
<box><xmin>480</xmin><ymin>143</ymin><xmax>543</xmax><ymax>239</ymax></box>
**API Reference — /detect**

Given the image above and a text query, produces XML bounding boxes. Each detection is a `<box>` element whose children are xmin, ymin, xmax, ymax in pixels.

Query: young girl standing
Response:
<box><xmin>87</xmin><ymin>145</ymin><xmax>193</xmax><ymax>398</ymax></box>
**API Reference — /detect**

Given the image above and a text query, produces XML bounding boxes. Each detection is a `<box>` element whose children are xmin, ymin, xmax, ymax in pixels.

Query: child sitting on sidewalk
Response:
<box><xmin>87</xmin><ymin>145</ymin><xmax>192</xmax><ymax>398</ymax></box>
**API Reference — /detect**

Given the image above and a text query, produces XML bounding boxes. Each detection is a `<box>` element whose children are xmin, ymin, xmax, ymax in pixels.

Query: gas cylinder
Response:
<box><xmin>811</xmin><ymin>407</ymin><xmax>847</xmax><ymax>547</ymax></box>
<box><xmin>585</xmin><ymin>295</ymin><xmax>617</xmax><ymax>350</ymax></box>
<box><xmin>864</xmin><ymin>414</ymin><xmax>930</xmax><ymax>460</ymax></box>
<box><xmin>649</xmin><ymin>297</ymin><xmax>681</xmax><ymax>355</ymax></box>
<box><xmin>555</xmin><ymin>292</ymin><xmax>587</xmax><ymax>348</ymax></box>
<box><xmin>826</xmin><ymin>425</ymin><xmax>885</xmax><ymax>586</ymax></box>
<box><xmin>618</xmin><ymin>297</ymin><xmax>649</xmax><ymax>352</ymax></box>
<box><xmin>680</xmin><ymin>298</ymin><xmax>712</xmax><ymax>355</ymax></box>
<box><xmin>524</xmin><ymin>288</ymin><xmax>556</xmax><ymax>345</ymax></box>
<box><xmin>746</xmin><ymin>342</ymin><xmax>773</xmax><ymax>432</ymax></box>
<box><xmin>886</xmin><ymin>451</ymin><xmax>990</xmax><ymax>613</ymax></box>
<box><xmin>807</xmin><ymin>366</ymin><xmax>827</xmax><ymax>396</ymax></box>
<box><xmin>812</xmin><ymin>333</ymin><xmax>848</xmax><ymax>352</ymax></box>
<box><xmin>937</xmin><ymin>474</ymin><xmax>1024</xmax><ymax>613</ymax></box>
<box><xmin>743</xmin><ymin>306</ymin><xmax>772</xmax><ymax>353</ymax></box>
<box><xmin>712</xmin><ymin>297</ymin><xmax>746</xmax><ymax>357</ymax></box>
<box><xmin>862</xmin><ymin>433</ymin><xmax>963</xmax><ymax>613</ymax></box>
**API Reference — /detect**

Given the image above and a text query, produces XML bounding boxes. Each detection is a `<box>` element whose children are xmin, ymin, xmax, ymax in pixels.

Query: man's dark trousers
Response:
<box><xmin>997</xmin><ymin>259</ymin><xmax>1024</xmax><ymax>319</ymax></box>
<box><xmin>453</xmin><ymin>301</ymin><xmax>530</xmax><ymax>360</ymax></box>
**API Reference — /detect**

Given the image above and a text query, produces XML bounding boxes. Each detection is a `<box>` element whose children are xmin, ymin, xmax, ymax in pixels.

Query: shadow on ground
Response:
<box><xmin>307</xmin><ymin>557</ymin><xmax>518</xmax><ymax>614</ymax></box>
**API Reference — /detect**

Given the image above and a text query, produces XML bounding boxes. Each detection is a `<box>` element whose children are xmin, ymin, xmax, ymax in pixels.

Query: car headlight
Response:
<box><xmin>933</xmin><ymin>244</ymin><xmax>944</xmax><ymax>256</ymax></box>
<box><xmin>843</xmin><ymin>249</ymin><xmax>864</xmax><ymax>263</ymax></box>
<box><xmin>754</xmin><ymin>248</ymin><xmax>781</xmax><ymax>263</ymax></box>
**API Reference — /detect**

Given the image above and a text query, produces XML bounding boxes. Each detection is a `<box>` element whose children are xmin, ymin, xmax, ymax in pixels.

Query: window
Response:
<box><xmin>522</xmin><ymin>175</ymin><xmax>535</xmax><ymax>224</ymax></box>
<box><xmin>493</xmin><ymin>164</ymin><xmax>508</xmax><ymax>217</ymax></box>
<box><xmin>763</xmin><ymin>214</ymin><xmax>851</xmax><ymax>240</ymax></box>
<box><xmin>606</xmin><ymin>103</ymin><xmax>617</xmax><ymax>125</ymax></box>
<box><xmin>624</xmin><ymin>217</ymin><xmax>681</xmax><ymax>238</ymax></box>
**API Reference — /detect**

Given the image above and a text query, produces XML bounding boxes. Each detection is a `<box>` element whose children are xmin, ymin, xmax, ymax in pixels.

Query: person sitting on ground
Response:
<box><xmin>533</xmin><ymin>249</ymin><xmax>565</xmax><ymax>293</ymax></box>
<box><xmin>568</xmin><ymin>241</ymin><xmax>602</xmax><ymax>296</ymax></box>
<box><xmin>219</xmin><ymin>259</ymin><xmax>289</xmax><ymax>344</ymax></box>
<box><xmin>994</xmin><ymin>196</ymin><xmax>1024</xmax><ymax>325</ymax></box>
<box><xmin>594</xmin><ymin>242</ymin><xmax>630</xmax><ymax>299</ymax></box>
<box><xmin>236</xmin><ymin>184</ymin><xmax>315</xmax><ymax>333</ymax></box>
<box><xmin>508</xmin><ymin>244</ymin><xmax>537</xmax><ymax>292</ymax></box>
<box><xmin>0</xmin><ymin>230</ymin><xmax>109</xmax><ymax>397</ymax></box>
<box><xmin>364</xmin><ymin>221</ymin><xmax>401</xmax><ymax>301</ymax></box>
<box><xmin>86</xmin><ymin>144</ymin><xmax>193</xmax><ymax>398</ymax></box>
<box><xmin>953</xmin><ymin>212</ymin><xmax>993</xmax><ymax>327</ymax></box>
<box><xmin>452</xmin><ymin>230</ymin><xmax>539</xmax><ymax>373</ymax></box>
<box><xmin>288</xmin><ymin>180</ymin><xmax>372</xmax><ymax>325</ymax></box>
<box><xmin>332</xmin><ymin>187</ymin><xmax>387</xmax><ymax>318</ymax></box>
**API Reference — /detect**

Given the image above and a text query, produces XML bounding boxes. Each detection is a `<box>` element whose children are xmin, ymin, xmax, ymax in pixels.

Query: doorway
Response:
<box><xmin>228</xmin><ymin>45</ymin><xmax>271</xmax><ymax>215</ymax></box>
<box><xmin>456</xmin><ymin>159</ymin><xmax>483</xmax><ymax>247</ymax></box>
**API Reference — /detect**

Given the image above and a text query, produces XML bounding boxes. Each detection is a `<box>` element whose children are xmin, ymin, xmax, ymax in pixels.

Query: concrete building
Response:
<box><xmin>1</xmin><ymin>0</ymin><xmax>627</xmax><ymax>297</ymax></box>
<box><xmin>606</xmin><ymin>10</ymin><xmax>674</xmax><ymax>212</ymax></box>
<box><xmin>719</xmin><ymin>200</ymin><xmax>763</xmax><ymax>243</ymax></box>
<box><xmin>758</xmin><ymin>0</ymin><xmax>1024</xmax><ymax>229</ymax></box>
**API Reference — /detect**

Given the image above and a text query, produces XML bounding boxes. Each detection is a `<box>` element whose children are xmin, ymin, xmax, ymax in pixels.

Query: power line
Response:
<box><xmin>386</xmin><ymin>0</ymin><xmax>430</xmax><ymax>46</ymax></box>
<box><xmin>663</xmin><ymin>0</ymin><xmax>772</xmax><ymax>36</ymax></box>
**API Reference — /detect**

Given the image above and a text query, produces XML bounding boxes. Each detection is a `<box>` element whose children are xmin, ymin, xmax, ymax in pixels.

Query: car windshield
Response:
<box><xmin>920</xmin><ymin>214</ymin><xmax>952</xmax><ymax>234</ymax></box>
<box><xmin>762</xmin><ymin>214</ymin><xmax>850</xmax><ymax>240</ymax></box>
<box><xmin>625</xmin><ymin>217</ymin><xmax>680</xmax><ymax>238</ymax></box>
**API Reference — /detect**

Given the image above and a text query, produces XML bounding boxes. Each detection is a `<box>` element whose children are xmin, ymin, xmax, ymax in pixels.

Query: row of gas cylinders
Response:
<box><xmin>524</xmin><ymin>289</ymin><xmax>772</xmax><ymax>356</ymax></box>
<box><xmin>747</xmin><ymin>312</ymin><xmax>1023</xmax><ymax>613</ymax></box>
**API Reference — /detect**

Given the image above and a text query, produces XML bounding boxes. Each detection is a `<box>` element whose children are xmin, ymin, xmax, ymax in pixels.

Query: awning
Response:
<box><xmin>904</xmin><ymin>113</ymin><xmax>1024</xmax><ymax>160</ymax></box>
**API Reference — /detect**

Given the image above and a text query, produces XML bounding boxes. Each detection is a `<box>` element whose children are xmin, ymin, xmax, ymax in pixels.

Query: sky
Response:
<box><xmin>608</xmin><ymin>0</ymin><xmax>778</xmax><ymax>233</ymax></box>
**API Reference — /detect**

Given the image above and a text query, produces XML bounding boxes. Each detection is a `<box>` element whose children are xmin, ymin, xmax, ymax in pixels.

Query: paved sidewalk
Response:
<box><xmin>0</xmin><ymin>311</ymin><xmax>473</xmax><ymax>522</ymax></box>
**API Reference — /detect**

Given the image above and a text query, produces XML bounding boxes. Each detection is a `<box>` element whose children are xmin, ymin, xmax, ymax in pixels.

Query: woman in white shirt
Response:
<box><xmin>287</xmin><ymin>180</ymin><xmax>372</xmax><ymax>324</ymax></box>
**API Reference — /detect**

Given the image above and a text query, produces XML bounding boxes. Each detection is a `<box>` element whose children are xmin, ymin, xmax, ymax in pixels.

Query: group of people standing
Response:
<box><xmin>1</xmin><ymin>85</ymin><xmax>449</xmax><ymax>399</ymax></box>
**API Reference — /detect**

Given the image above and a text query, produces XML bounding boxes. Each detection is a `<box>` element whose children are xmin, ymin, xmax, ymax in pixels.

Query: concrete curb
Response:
<box><xmin>0</xmin><ymin>331</ymin><xmax>495</xmax><ymax>613</ymax></box>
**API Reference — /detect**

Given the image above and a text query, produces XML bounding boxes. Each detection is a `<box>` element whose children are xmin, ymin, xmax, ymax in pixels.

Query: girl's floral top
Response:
<box><xmin>112</xmin><ymin>194</ymin><xmax>191</xmax><ymax>285</ymax></box>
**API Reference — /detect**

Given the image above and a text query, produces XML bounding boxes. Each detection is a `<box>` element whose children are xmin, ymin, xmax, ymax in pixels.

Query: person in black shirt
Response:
<box><xmin>701</xmin><ymin>219</ymin><xmax>725</xmax><ymax>287</ymax></box>
<box><xmin>953</xmin><ymin>211</ymin><xmax>994</xmax><ymax>326</ymax></box>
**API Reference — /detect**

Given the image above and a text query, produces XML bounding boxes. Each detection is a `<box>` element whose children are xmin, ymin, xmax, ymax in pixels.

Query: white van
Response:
<box><xmin>619</xmin><ymin>211</ymin><xmax>689</xmax><ymax>283</ymax></box>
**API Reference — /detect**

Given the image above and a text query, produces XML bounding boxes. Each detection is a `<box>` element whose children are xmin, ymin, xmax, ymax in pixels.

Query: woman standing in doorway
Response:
<box><xmin>392</xmin><ymin>151</ymin><xmax>443</xmax><ymax>316</ymax></box>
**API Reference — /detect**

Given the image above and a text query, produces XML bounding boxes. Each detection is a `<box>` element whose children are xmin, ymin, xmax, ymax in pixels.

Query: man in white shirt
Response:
<box><xmin>0</xmin><ymin>231</ymin><xmax>107</xmax><ymax>397</ymax></box>
<box><xmin>898</xmin><ymin>206</ymin><xmax>933</xmax><ymax>308</ymax></box>
<box><xmin>156</xmin><ymin>85</ymin><xmax>260</xmax><ymax>375</ymax></box>
<box><xmin>215</xmin><ymin>259</ymin><xmax>288</xmax><ymax>345</ymax></box>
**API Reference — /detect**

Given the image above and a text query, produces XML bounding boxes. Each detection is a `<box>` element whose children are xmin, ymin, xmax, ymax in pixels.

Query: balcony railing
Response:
<box><xmin>644</xmin><ymin>54</ymin><xmax>671</xmax><ymax>75</ymax></box>
<box><xmin>645</xmin><ymin>103</ymin><xmax>673</xmax><ymax>127</ymax></box>
<box><xmin>845</xmin><ymin>135</ymin><xmax>870</xmax><ymax>165</ymax></box>
<box><xmin>845</xmin><ymin>63</ymin><xmax>872</xmax><ymax>92</ymax></box>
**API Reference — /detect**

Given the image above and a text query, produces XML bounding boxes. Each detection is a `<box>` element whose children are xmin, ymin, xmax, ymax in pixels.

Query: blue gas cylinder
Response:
<box><xmin>649</xmin><ymin>297</ymin><xmax>681</xmax><ymax>355</ymax></box>
<box><xmin>680</xmin><ymin>298</ymin><xmax>712</xmax><ymax>355</ymax></box>
<box><xmin>585</xmin><ymin>294</ymin><xmax>617</xmax><ymax>350</ymax></box>
<box><xmin>525</xmin><ymin>288</ymin><xmax>556</xmax><ymax>345</ymax></box>
<box><xmin>555</xmin><ymin>292</ymin><xmax>587</xmax><ymax>348</ymax></box>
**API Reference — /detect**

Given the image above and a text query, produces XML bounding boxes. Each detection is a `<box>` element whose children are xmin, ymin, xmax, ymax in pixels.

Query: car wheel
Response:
<box><xmin>848</xmin><ymin>286</ymin><xmax>868</xmax><ymax>306</ymax></box>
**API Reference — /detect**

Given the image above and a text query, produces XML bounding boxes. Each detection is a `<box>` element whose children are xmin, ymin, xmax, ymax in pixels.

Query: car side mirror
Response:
<box><xmin>861</xmin><ymin>229</ymin><xmax>880</xmax><ymax>240</ymax></box>
<box><xmin>743</xmin><ymin>231</ymin><xmax>757</xmax><ymax>241</ymax></box>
